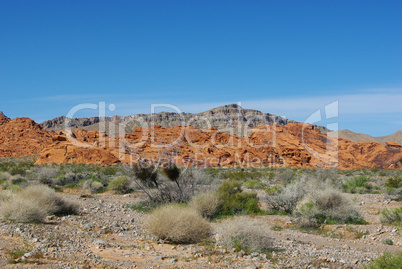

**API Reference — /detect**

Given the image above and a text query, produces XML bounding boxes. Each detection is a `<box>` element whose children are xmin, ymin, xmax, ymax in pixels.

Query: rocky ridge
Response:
<box><xmin>0</xmin><ymin>115</ymin><xmax>54</xmax><ymax>158</ymax></box>
<box><xmin>328</xmin><ymin>129</ymin><xmax>402</xmax><ymax>145</ymax></box>
<box><xmin>0</xmin><ymin>111</ymin><xmax>401</xmax><ymax>169</ymax></box>
<box><xmin>35</xmin><ymin>123</ymin><xmax>402</xmax><ymax>169</ymax></box>
<box><xmin>40</xmin><ymin>104</ymin><xmax>306</xmax><ymax>136</ymax></box>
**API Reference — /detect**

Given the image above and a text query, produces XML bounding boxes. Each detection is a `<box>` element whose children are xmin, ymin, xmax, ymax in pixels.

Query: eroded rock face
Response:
<box><xmin>34</xmin><ymin>123</ymin><xmax>402</xmax><ymax>169</ymax></box>
<box><xmin>1</xmin><ymin>114</ymin><xmax>400</xmax><ymax>168</ymax></box>
<box><xmin>385</xmin><ymin>141</ymin><xmax>402</xmax><ymax>148</ymax></box>
<box><xmin>0</xmin><ymin>117</ymin><xmax>54</xmax><ymax>157</ymax></box>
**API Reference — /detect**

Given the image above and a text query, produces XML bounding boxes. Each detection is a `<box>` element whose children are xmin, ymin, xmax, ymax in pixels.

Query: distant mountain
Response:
<box><xmin>328</xmin><ymin>129</ymin><xmax>402</xmax><ymax>145</ymax></box>
<box><xmin>40</xmin><ymin>104</ymin><xmax>328</xmax><ymax>136</ymax></box>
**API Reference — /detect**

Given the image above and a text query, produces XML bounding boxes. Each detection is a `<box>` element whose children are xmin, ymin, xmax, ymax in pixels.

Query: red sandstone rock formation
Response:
<box><xmin>0</xmin><ymin>117</ymin><xmax>54</xmax><ymax>157</ymax></box>
<box><xmin>0</xmin><ymin>114</ymin><xmax>400</xmax><ymax>169</ymax></box>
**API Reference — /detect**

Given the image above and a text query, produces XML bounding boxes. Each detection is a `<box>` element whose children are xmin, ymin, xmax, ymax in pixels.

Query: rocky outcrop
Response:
<box><xmin>40</xmin><ymin>104</ymin><xmax>328</xmax><ymax>136</ymax></box>
<box><xmin>0</xmin><ymin>112</ymin><xmax>10</xmax><ymax>125</ymax></box>
<box><xmin>385</xmin><ymin>141</ymin><xmax>402</xmax><ymax>149</ymax></box>
<box><xmin>0</xmin><ymin>117</ymin><xmax>54</xmax><ymax>157</ymax></box>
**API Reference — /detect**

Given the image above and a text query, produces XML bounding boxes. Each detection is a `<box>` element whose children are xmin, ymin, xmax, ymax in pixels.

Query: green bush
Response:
<box><xmin>128</xmin><ymin>200</ymin><xmax>156</xmax><ymax>213</ymax></box>
<box><xmin>342</xmin><ymin>175</ymin><xmax>372</xmax><ymax>193</ymax></box>
<box><xmin>11</xmin><ymin>177</ymin><xmax>27</xmax><ymax>185</ymax></box>
<box><xmin>265</xmin><ymin>186</ymin><xmax>283</xmax><ymax>194</ymax></box>
<box><xmin>380</xmin><ymin>207</ymin><xmax>402</xmax><ymax>226</ymax></box>
<box><xmin>143</xmin><ymin>204</ymin><xmax>211</xmax><ymax>244</ymax></box>
<box><xmin>385</xmin><ymin>177</ymin><xmax>402</xmax><ymax>189</ymax></box>
<box><xmin>364</xmin><ymin>252</ymin><xmax>402</xmax><ymax>269</ymax></box>
<box><xmin>108</xmin><ymin>175</ymin><xmax>132</xmax><ymax>194</ymax></box>
<box><xmin>244</xmin><ymin>180</ymin><xmax>266</xmax><ymax>189</ymax></box>
<box><xmin>217</xmin><ymin>180</ymin><xmax>261</xmax><ymax>216</ymax></box>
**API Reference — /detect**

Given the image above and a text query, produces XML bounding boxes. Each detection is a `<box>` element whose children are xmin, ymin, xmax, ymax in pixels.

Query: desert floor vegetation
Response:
<box><xmin>0</xmin><ymin>160</ymin><xmax>401</xmax><ymax>267</ymax></box>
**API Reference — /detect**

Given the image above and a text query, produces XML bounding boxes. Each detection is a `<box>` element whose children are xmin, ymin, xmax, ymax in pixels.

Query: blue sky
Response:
<box><xmin>0</xmin><ymin>0</ymin><xmax>401</xmax><ymax>136</ymax></box>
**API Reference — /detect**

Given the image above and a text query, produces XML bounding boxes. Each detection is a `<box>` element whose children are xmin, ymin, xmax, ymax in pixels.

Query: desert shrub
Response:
<box><xmin>19</xmin><ymin>185</ymin><xmax>79</xmax><ymax>216</ymax></box>
<box><xmin>163</xmin><ymin>163</ymin><xmax>181</xmax><ymax>182</ymax></box>
<box><xmin>294</xmin><ymin>188</ymin><xmax>364</xmax><ymax>224</ymax></box>
<box><xmin>108</xmin><ymin>175</ymin><xmax>133</xmax><ymax>194</ymax></box>
<box><xmin>128</xmin><ymin>163</ymin><xmax>202</xmax><ymax>204</ymax></box>
<box><xmin>0</xmin><ymin>171</ymin><xmax>12</xmax><ymax>181</ymax></box>
<box><xmin>101</xmin><ymin>165</ymin><xmax>120</xmax><ymax>176</ymax></box>
<box><xmin>0</xmin><ymin>184</ymin><xmax>79</xmax><ymax>222</ymax></box>
<box><xmin>216</xmin><ymin>216</ymin><xmax>273</xmax><ymax>253</ymax></box>
<box><xmin>34</xmin><ymin>165</ymin><xmax>60</xmax><ymax>183</ymax></box>
<box><xmin>5</xmin><ymin>185</ymin><xmax>22</xmax><ymax>192</ymax></box>
<box><xmin>385</xmin><ymin>177</ymin><xmax>402</xmax><ymax>188</ymax></box>
<box><xmin>54</xmin><ymin>172</ymin><xmax>88</xmax><ymax>187</ymax></box>
<box><xmin>82</xmin><ymin>180</ymin><xmax>105</xmax><ymax>194</ymax></box>
<box><xmin>384</xmin><ymin>177</ymin><xmax>402</xmax><ymax>196</ymax></box>
<box><xmin>128</xmin><ymin>200</ymin><xmax>157</xmax><ymax>213</ymax></box>
<box><xmin>274</xmin><ymin>168</ymin><xmax>297</xmax><ymax>184</ymax></box>
<box><xmin>155</xmin><ymin>171</ymin><xmax>200</xmax><ymax>203</ymax></box>
<box><xmin>9</xmin><ymin>162</ymin><xmax>34</xmax><ymax>176</ymax></box>
<box><xmin>380</xmin><ymin>207</ymin><xmax>402</xmax><ymax>226</ymax></box>
<box><xmin>11</xmin><ymin>177</ymin><xmax>27</xmax><ymax>185</ymax></box>
<box><xmin>364</xmin><ymin>252</ymin><xmax>402</xmax><ymax>269</ymax></box>
<box><xmin>217</xmin><ymin>180</ymin><xmax>261</xmax><ymax>216</ymax></box>
<box><xmin>265</xmin><ymin>185</ymin><xmax>283</xmax><ymax>194</ymax></box>
<box><xmin>265</xmin><ymin>178</ymin><xmax>310</xmax><ymax>214</ymax></box>
<box><xmin>143</xmin><ymin>204</ymin><xmax>211</xmax><ymax>244</ymax></box>
<box><xmin>314</xmin><ymin>168</ymin><xmax>339</xmax><ymax>183</ymax></box>
<box><xmin>190</xmin><ymin>169</ymin><xmax>213</xmax><ymax>185</ymax></box>
<box><xmin>244</xmin><ymin>180</ymin><xmax>266</xmax><ymax>189</ymax></box>
<box><xmin>0</xmin><ymin>190</ymin><xmax>13</xmax><ymax>202</ymax></box>
<box><xmin>342</xmin><ymin>175</ymin><xmax>373</xmax><ymax>193</ymax></box>
<box><xmin>189</xmin><ymin>191</ymin><xmax>221</xmax><ymax>219</ymax></box>
<box><xmin>133</xmin><ymin>163</ymin><xmax>158</xmax><ymax>188</ymax></box>
<box><xmin>0</xmin><ymin>197</ymin><xmax>48</xmax><ymax>223</ymax></box>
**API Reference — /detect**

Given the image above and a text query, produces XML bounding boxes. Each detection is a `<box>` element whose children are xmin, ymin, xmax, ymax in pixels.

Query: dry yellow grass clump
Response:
<box><xmin>143</xmin><ymin>204</ymin><xmax>211</xmax><ymax>244</ymax></box>
<box><xmin>0</xmin><ymin>184</ymin><xmax>79</xmax><ymax>223</ymax></box>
